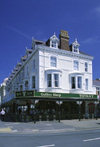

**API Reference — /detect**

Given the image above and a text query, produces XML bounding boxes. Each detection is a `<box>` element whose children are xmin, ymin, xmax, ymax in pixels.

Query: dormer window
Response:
<box><xmin>72</xmin><ymin>38</ymin><xmax>80</xmax><ymax>54</ymax></box>
<box><xmin>50</xmin><ymin>33</ymin><xmax>59</xmax><ymax>49</ymax></box>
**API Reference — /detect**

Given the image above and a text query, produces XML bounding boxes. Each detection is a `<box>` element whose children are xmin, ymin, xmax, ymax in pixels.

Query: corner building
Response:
<box><xmin>2</xmin><ymin>30</ymin><xmax>97</xmax><ymax>121</ymax></box>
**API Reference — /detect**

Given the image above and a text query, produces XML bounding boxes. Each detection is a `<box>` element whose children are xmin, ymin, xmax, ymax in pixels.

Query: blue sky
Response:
<box><xmin>0</xmin><ymin>0</ymin><xmax>100</xmax><ymax>83</ymax></box>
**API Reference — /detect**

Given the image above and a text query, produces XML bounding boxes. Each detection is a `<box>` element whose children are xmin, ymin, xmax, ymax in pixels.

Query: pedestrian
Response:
<box><xmin>0</xmin><ymin>109</ymin><xmax>5</xmax><ymax>121</ymax></box>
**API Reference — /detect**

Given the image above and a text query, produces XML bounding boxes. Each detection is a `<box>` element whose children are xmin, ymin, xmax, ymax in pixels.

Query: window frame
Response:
<box><xmin>73</xmin><ymin>60</ymin><xmax>79</xmax><ymax>71</ymax></box>
<box><xmin>50</xmin><ymin>56</ymin><xmax>57</xmax><ymax>67</ymax></box>
<box><xmin>85</xmin><ymin>62</ymin><xmax>88</xmax><ymax>72</ymax></box>
<box><xmin>47</xmin><ymin>74</ymin><xmax>52</xmax><ymax>88</ymax></box>
<box><xmin>85</xmin><ymin>79</ymin><xmax>88</xmax><ymax>90</ymax></box>
<box><xmin>54</xmin><ymin>74</ymin><xmax>59</xmax><ymax>87</ymax></box>
<box><xmin>32</xmin><ymin>76</ymin><xmax>35</xmax><ymax>89</ymax></box>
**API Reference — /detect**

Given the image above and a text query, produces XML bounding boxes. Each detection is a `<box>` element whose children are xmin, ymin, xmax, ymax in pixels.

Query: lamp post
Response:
<box><xmin>76</xmin><ymin>101</ymin><xmax>82</xmax><ymax>121</ymax></box>
<box><xmin>94</xmin><ymin>100</ymin><xmax>99</xmax><ymax>120</ymax></box>
<box><xmin>56</xmin><ymin>100</ymin><xmax>63</xmax><ymax>123</ymax></box>
<box><xmin>34</xmin><ymin>99</ymin><xmax>39</xmax><ymax>124</ymax></box>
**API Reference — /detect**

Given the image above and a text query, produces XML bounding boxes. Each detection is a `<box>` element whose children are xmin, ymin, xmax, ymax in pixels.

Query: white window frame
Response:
<box><xmin>50</xmin><ymin>34</ymin><xmax>59</xmax><ymax>49</ymax></box>
<box><xmin>85</xmin><ymin>62</ymin><xmax>88</xmax><ymax>72</ymax></box>
<box><xmin>73</xmin><ymin>60</ymin><xmax>79</xmax><ymax>70</ymax></box>
<box><xmin>54</xmin><ymin>74</ymin><xmax>59</xmax><ymax>87</ymax></box>
<box><xmin>70</xmin><ymin>75</ymin><xmax>82</xmax><ymax>90</ymax></box>
<box><xmin>47</xmin><ymin>74</ymin><xmax>52</xmax><ymax>88</ymax></box>
<box><xmin>77</xmin><ymin>76</ymin><xmax>82</xmax><ymax>89</ymax></box>
<box><xmin>85</xmin><ymin>79</ymin><xmax>88</xmax><ymax>90</ymax></box>
<box><xmin>50</xmin><ymin>56</ymin><xmax>57</xmax><ymax>67</ymax></box>
<box><xmin>47</xmin><ymin>72</ymin><xmax>60</xmax><ymax>88</ymax></box>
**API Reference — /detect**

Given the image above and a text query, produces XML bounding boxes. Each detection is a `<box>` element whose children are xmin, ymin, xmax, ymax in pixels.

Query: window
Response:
<box><xmin>47</xmin><ymin>74</ymin><xmax>52</xmax><ymax>87</ymax></box>
<box><xmin>47</xmin><ymin>73</ymin><xmax>60</xmax><ymax>88</ymax></box>
<box><xmin>71</xmin><ymin>76</ymin><xmax>82</xmax><ymax>89</ymax></box>
<box><xmin>32</xmin><ymin>76</ymin><xmax>35</xmax><ymax>88</ymax></box>
<box><xmin>50</xmin><ymin>34</ymin><xmax>59</xmax><ymax>49</ymax></box>
<box><xmin>85</xmin><ymin>79</ymin><xmax>88</xmax><ymax>90</ymax></box>
<box><xmin>72</xmin><ymin>39</ymin><xmax>80</xmax><ymax>54</ymax></box>
<box><xmin>73</xmin><ymin>45</ymin><xmax>78</xmax><ymax>53</ymax></box>
<box><xmin>85</xmin><ymin>62</ymin><xmax>88</xmax><ymax>72</ymax></box>
<box><xmin>54</xmin><ymin>74</ymin><xmax>59</xmax><ymax>87</ymax></box>
<box><xmin>33</xmin><ymin>59</ymin><xmax>35</xmax><ymax>70</ymax></box>
<box><xmin>25</xmin><ymin>81</ymin><xmax>28</xmax><ymax>90</ymax></box>
<box><xmin>20</xmin><ymin>85</ymin><xmax>23</xmax><ymax>91</ymax></box>
<box><xmin>51</xmin><ymin>39</ymin><xmax>57</xmax><ymax>48</ymax></box>
<box><xmin>74</xmin><ymin>60</ymin><xmax>79</xmax><ymax>70</ymax></box>
<box><xmin>71</xmin><ymin>77</ymin><xmax>76</xmax><ymax>89</ymax></box>
<box><xmin>77</xmin><ymin>77</ymin><xmax>82</xmax><ymax>89</ymax></box>
<box><xmin>50</xmin><ymin>57</ymin><xmax>57</xmax><ymax>67</ymax></box>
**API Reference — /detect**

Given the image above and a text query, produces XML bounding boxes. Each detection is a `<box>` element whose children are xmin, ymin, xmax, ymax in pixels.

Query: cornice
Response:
<box><xmin>38</xmin><ymin>45</ymin><xmax>93</xmax><ymax>61</ymax></box>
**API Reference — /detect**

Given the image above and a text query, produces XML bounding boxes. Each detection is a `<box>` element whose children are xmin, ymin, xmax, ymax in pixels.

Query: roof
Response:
<box><xmin>93</xmin><ymin>80</ymin><xmax>100</xmax><ymax>87</ymax></box>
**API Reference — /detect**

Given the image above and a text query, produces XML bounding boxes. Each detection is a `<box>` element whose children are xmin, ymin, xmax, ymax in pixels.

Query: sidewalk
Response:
<box><xmin>0</xmin><ymin>119</ymin><xmax>100</xmax><ymax>134</ymax></box>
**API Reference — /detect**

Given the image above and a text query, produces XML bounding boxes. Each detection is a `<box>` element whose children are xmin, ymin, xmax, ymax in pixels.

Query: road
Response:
<box><xmin>0</xmin><ymin>129</ymin><xmax>100</xmax><ymax>147</ymax></box>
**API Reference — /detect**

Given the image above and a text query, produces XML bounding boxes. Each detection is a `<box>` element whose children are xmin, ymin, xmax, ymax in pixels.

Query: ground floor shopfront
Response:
<box><xmin>1</xmin><ymin>91</ymin><xmax>98</xmax><ymax>122</ymax></box>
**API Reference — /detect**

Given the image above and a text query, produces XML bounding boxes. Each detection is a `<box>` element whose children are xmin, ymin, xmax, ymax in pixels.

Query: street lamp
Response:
<box><xmin>56</xmin><ymin>100</ymin><xmax>63</xmax><ymax>122</ymax></box>
<box><xmin>94</xmin><ymin>100</ymin><xmax>99</xmax><ymax>120</ymax></box>
<box><xmin>34</xmin><ymin>99</ymin><xmax>39</xmax><ymax>123</ymax></box>
<box><xmin>76</xmin><ymin>101</ymin><xmax>82</xmax><ymax>121</ymax></box>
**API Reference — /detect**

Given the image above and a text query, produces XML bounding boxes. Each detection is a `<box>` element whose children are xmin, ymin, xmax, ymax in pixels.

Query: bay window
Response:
<box><xmin>54</xmin><ymin>74</ymin><xmax>59</xmax><ymax>87</ymax></box>
<box><xmin>47</xmin><ymin>73</ymin><xmax>59</xmax><ymax>88</ymax></box>
<box><xmin>71</xmin><ymin>75</ymin><xmax>82</xmax><ymax>89</ymax></box>
<box><xmin>47</xmin><ymin>74</ymin><xmax>52</xmax><ymax>87</ymax></box>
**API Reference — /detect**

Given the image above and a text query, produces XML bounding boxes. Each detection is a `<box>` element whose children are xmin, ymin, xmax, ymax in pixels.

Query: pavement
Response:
<box><xmin>0</xmin><ymin>119</ymin><xmax>100</xmax><ymax>134</ymax></box>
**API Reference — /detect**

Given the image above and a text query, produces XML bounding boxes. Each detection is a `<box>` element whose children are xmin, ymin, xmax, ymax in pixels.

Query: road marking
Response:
<box><xmin>83</xmin><ymin>137</ymin><xmax>100</xmax><ymax>142</ymax></box>
<box><xmin>0</xmin><ymin>127</ymin><xmax>12</xmax><ymax>133</ymax></box>
<box><xmin>36</xmin><ymin>144</ymin><xmax>55</xmax><ymax>147</ymax></box>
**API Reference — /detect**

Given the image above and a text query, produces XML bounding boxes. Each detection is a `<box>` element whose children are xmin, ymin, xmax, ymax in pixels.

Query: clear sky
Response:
<box><xmin>0</xmin><ymin>0</ymin><xmax>100</xmax><ymax>83</ymax></box>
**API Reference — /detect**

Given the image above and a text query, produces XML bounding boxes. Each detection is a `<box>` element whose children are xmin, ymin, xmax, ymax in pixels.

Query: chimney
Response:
<box><xmin>59</xmin><ymin>30</ymin><xmax>70</xmax><ymax>51</ymax></box>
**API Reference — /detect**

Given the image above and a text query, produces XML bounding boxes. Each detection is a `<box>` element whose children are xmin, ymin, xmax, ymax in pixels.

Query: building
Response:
<box><xmin>93</xmin><ymin>79</ymin><xmax>100</xmax><ymax>96</ymax></box>
<box><xmin>0</xmin><ymin>30</ymin><xmax>97</xmax><ymax>121</ymax></box>
<box><xmin>0</xmin><ymin>78</ymin><xmax>8</xmax><ymax>105</ymax></box>
<box><xmin>93</xmin><ymin>79</ymin><xmax>100</xmax><ymax>117</ymax></box>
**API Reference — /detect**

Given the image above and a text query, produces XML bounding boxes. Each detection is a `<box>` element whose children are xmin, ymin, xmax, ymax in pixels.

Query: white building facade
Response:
<box><xmin>1</xmin><ymin>30</ymin><xmax>97</xmax><ymax>121</ymax></box>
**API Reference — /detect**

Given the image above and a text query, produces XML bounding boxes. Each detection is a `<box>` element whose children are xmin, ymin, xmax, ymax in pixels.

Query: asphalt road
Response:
<box><xmin>0</xmin><ymin>129</ymin><xmax>100</xmax><ymax>147</ymax></box>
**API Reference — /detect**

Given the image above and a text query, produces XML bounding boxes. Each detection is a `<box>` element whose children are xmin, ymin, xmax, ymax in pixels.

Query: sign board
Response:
<box><xmin>34</xmin><ymin>92</ymin><xmax>97</xmax><ymax>100</ymax></box>
<box><xmin>15</xmin><ymin>91</ymin><xmax>97</xmax><ymax>100</ymax></box>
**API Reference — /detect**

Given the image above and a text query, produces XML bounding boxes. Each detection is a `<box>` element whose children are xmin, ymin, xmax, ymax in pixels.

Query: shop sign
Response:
<box><xmin>34</xmin><ymin>92</ymin><xmax>97</xmax><ymax>99</ymax></box>
<box><xmin>16</xmin><ymin>91</ymin><xmax>97</xmax><ymax>100</ymax></box>
<box><xmin>16</xmin><ymin>90</ymin><xmax>34</xmax><ymax>97</ymax></box>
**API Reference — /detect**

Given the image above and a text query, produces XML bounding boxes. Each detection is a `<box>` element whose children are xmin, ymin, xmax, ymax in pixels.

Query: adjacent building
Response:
<box><xmin>0</xmin><ymin>30</ymin><xmax>97</xmax><ymax>121</ymax></box>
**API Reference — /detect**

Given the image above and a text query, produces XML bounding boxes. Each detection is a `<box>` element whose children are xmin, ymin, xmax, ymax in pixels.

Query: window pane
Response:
<box><xmin>74</xmin><ymin>61</ymin><xmax>79</xmax><ymax>70</ymax></box>
<box><xmin>32</xmin><ymin>76</ymin><xmax>35</xmax><ymax>88</ymax></box>
<box><xmin>51</xmin><ymin>57</ymin><xmax>56</xmax><ymax>67</ymax></box>
<box><xmin>52</xmin><ymin>40</ymin><xmax>56</xmax><ymax>48</ymax></box>
<box><xmin>54</xmin><ymin>74</ymin><xmax>59</xmax><ymax>87</ymax></box>
<box><xmin>71</xmin><ymin>77</ymin><xmax>75</xmax><ymax>89</ymax></box>
<box><xmin>25</xmin><ymin>81</ymin><xmax>28</xmax><ymax>90</ymax></box>
<box><xmin>85</xmin><ymin>79</ymin><xmax>88</xmax><ymax>90</ymax></box>
<box><xmin>47</xmin><ymin>74</ymin><xmax>52</xmax><ymax>87</ymax></box>
<box><xmin>85</xmin><ymin>62</ymin><xmax>88</xmax><ymax>72</ymax></box>
<box><xmin>78</xmin><ymin>77</ymin><xmax>82</xmax><ymax>89</ymax></box>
